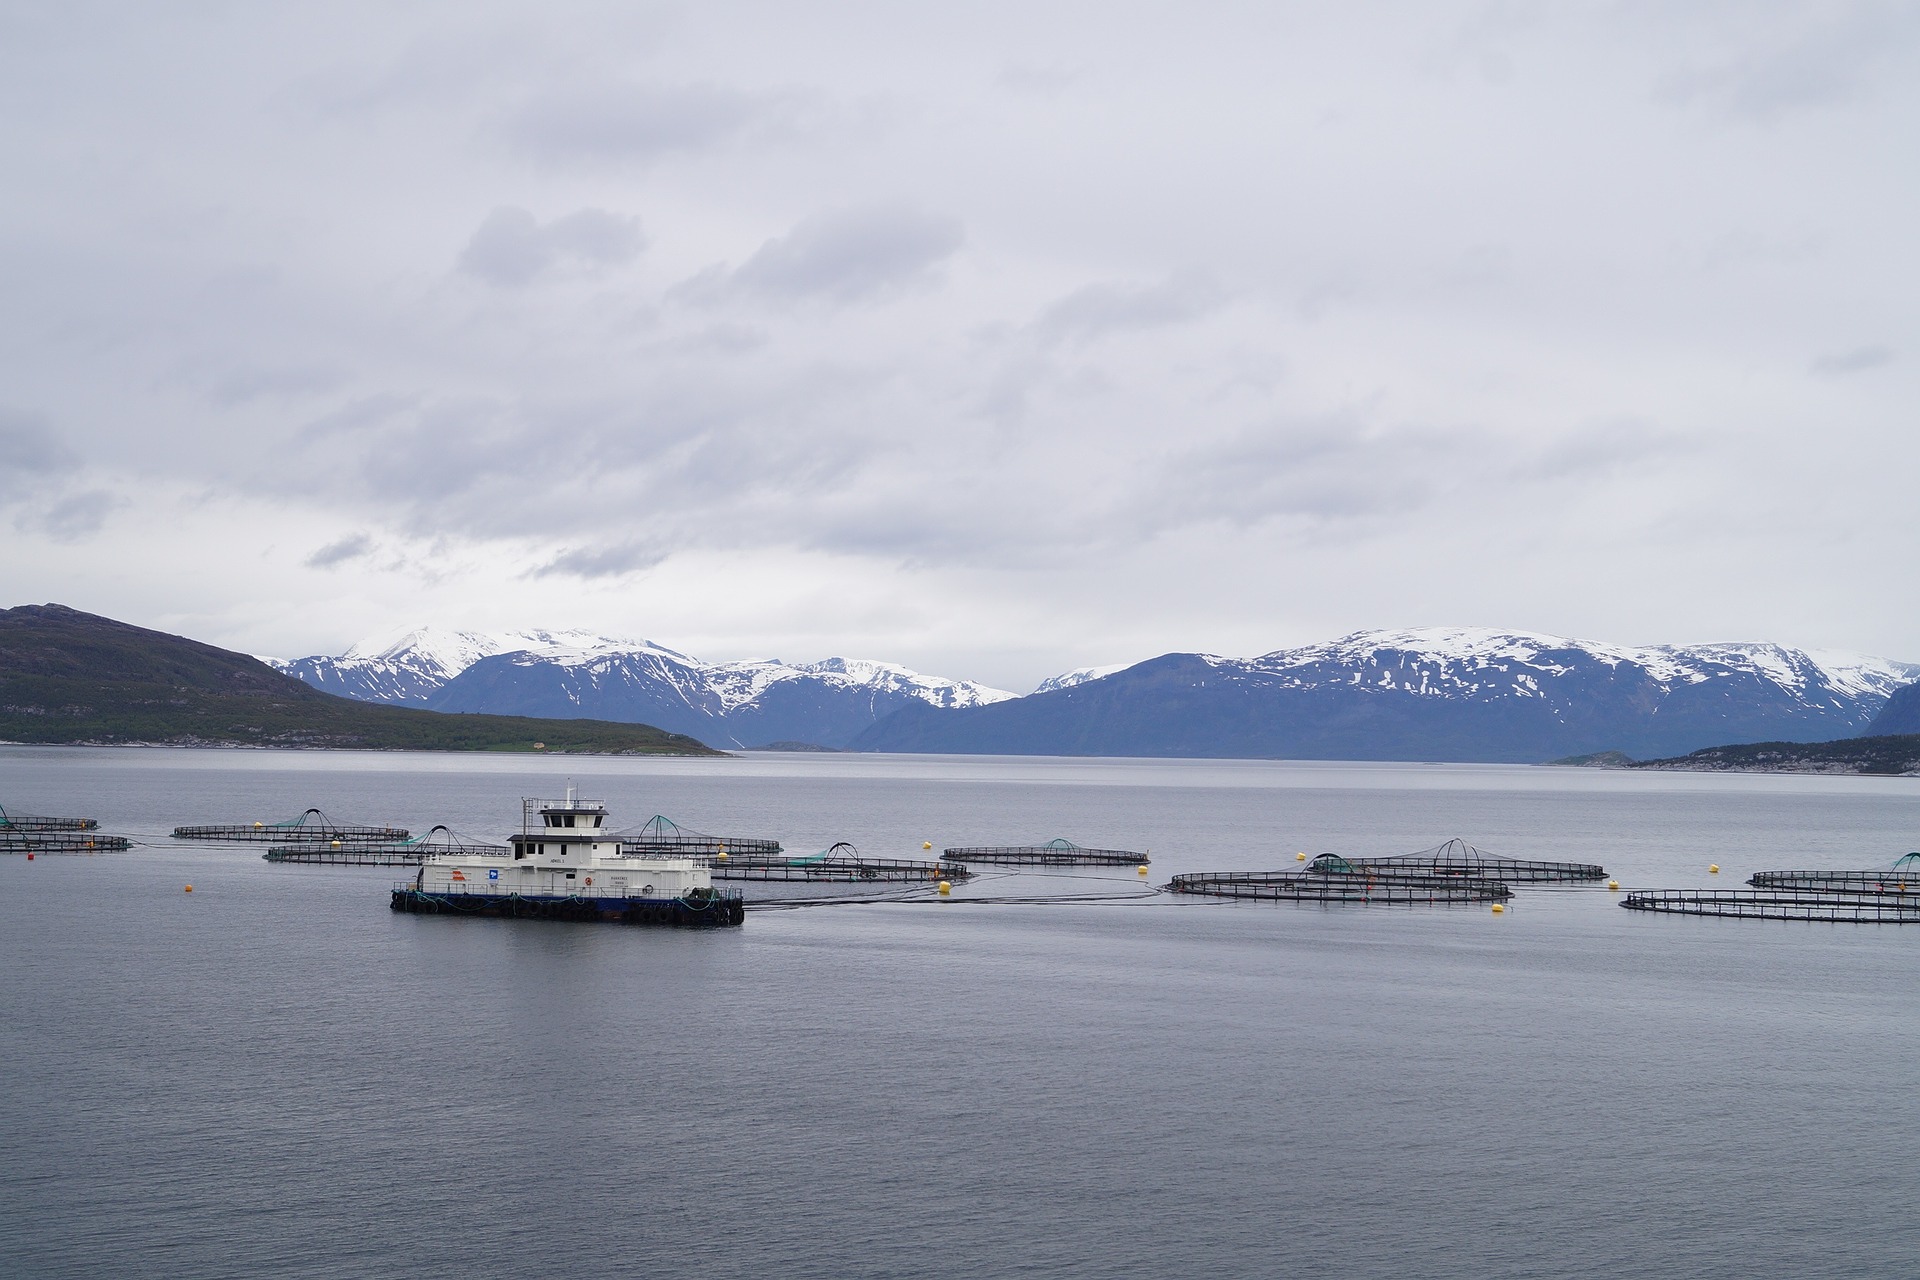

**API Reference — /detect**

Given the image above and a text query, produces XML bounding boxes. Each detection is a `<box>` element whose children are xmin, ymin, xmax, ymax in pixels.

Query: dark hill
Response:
<box><xmin>1866</xmin><ymin>681</ymin><xmax>1920</xmax><ymax>735</ymax></box>
<box><xmin>0</xmin><ymin>604</ymin><xmax>719</xmax><ymax>754</ymax></box>
<box><xmin>1629</xmin><ymin>733</ymin><xmax>1920</xmax><ymax>775</ymax></box>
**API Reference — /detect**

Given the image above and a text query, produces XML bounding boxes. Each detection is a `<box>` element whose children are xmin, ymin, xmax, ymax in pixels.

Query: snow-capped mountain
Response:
<box><xmin>275</xmin><ymin>626</ymin><xmax>662</xmax><ymax>705</ymax></box>
<box><xmin>853</xmin><ymin>628</ymin><xmax>1920</xmax><ymax>762</ymax></box>
<box><xmin>274</xmin><ymin>627</ymin><xmax>1014</xmax><ymax>749</ymax></box>
<box><xmin>1031</xmin><ymin>663</ymin><xmax>1137</xmax><ymax>695</ymax></box>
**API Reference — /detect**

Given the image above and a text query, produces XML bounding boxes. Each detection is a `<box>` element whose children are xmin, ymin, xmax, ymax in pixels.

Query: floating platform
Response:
<box><xmin>1308</xmin><ymin>838</ymin><xmax>1604</xmax><ymax>883</ymax></box>
<box><xmin>710</xmin><ymin>842</ymin><xmax>971</xmax><ymax>882</ymax></box>
<box><xmin>943</xmin><ymin>838</ymin><xmax>1143</xmax><ymax>866</ymax></box>
<box><xmin>0</xmin><ymin>806</ymin><xmax>98</xmax><ymax>832</ymax></box>
<box><xmin>391</xmin><ymin>884</ymin><xmax>744</xmax><ymax>927</ymax></box>
<box><xmin>173</xmin><ymin>808</ymin><xmax>408</xmax><ymax>844</ymax></box>
<box><xmin>1620</xmin><ymin>889</ymin><xmax>1920</xmax><ymax>923</ymax></box>
<box><xmin>1169</xmin><ymin>870</ymin><xmax>1512</xmax><ymax>904</ymax></box>
<box><xmin>267</xmin><ymin>825</ymin><xmax>507</xmax><ymax>866</ymax></box>
<box><xmin>1</xmin><ymin>830</ymin><xmax>131</xmax><ymax>854</ymax></box>
<box><xmin>619</xmin><ymin>815</ymin><xmax>782</xmax><ymax>858</ymax></box>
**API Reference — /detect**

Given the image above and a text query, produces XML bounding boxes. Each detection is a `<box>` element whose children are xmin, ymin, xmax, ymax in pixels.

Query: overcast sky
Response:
<box><xmin>2</xmin><ymin>2</ymin><xmax>1916</xmax><ymax>690</ymax></box>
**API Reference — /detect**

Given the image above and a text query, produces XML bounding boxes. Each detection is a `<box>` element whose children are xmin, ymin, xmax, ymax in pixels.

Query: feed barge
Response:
<box><xmin>391</xmin><ymin>791</ymin><xmax>743</xmax><ymax>927</ymax></box>
<box><xmin>944</xmin><ymin>838</ymin><xmax>1143</xmax><ymax>867</ymax></box>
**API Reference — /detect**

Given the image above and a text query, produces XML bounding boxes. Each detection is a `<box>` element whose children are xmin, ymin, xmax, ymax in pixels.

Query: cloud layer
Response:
<box><xmin>2</xmin><ymin>3</ymin><xmax>1918</xmax><ymax>686</ymax></box>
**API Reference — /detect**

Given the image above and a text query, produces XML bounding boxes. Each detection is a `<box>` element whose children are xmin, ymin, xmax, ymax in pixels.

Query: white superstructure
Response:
<box><xmin>413</xmin><ymin>787</ymin><xmax>711</xmax><ymax>903</ymax></box>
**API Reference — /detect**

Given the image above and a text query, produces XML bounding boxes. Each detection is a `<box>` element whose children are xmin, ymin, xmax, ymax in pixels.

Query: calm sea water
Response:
<box><xmin>3</xmin><ymin>746</ymin><xmax>1919</xmax><ymax>1279</ymax></box>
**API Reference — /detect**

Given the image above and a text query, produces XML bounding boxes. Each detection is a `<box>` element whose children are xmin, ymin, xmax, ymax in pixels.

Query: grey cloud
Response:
<box><xmin>1811</xmin><ymin>344</ymin><xmax>1893</xmax><ymax>376</ymax></box>
<box><xmin>306</xmin><ymin>532</ymin><xmax>374</xmax><ymax>568</ymax></box>
<box><xmin>1036</xmin><ymin>271</ymin><xmax>1228</xmax><ymax>344</ymax></box>
<box><xmin>507</xmin><ymin>83</ymin><xmax>786</xmax><ymax>161</ymax></box>
<box><xmin>720</xmin><ymin>206</ymin><xmax>965</xmax><ymax>303</ymax></box>
<box><xmin>1655</xmin><ymin>10</ymin><xmax>1918</xmax><ymax>120</ymax></box>
<box><xmin>531</xmin><ymin>540</ymin><xmax>666</xmax><ymax>580</ymax></box>
<box><xmin>31</xmin><ymin>490</ymin><xmax>120</xmax><ymax>543</ymax></box>
<box><xmin>1150</xmin><ymin>420</ymin><xmax>1455</xmax><ymax>531</ymax></box>
<box><xmin>0</xmin><ymin>410</ymin><xmax>79</xmax><ymax>479</ymax></box>
<box><xmin>1523</xmin><ymin>421</ymin><xmax>1693</xmax><ymax>482</ymax></box>
<box><xmin>458</xmin><ymin>206</ymin><xmax>645</xmax><ymax>287</ymax></box>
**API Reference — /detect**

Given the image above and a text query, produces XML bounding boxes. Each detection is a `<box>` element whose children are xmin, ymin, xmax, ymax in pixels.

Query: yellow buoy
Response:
<box><xmin>923</xmin><ymin>841</ymin><xmax>932</xmax><ymax>850</ymax></box>
<box><xmin>1137</xmin><ymin>865</ymin><xmax>1150</xmax><ymax>875</ymax></box>
<box><xmin>184</xmin><ymin>885</ymin><xmax>194</xmax><ymax>893</ymax></box>
<box><xmin>253</xmin><ymin>821</ymin><xmax>263</xmax><ymax>829</ymax></box>
<box><xmin>1608</xmin><ymin>879</ymin><xmax>1620</xmax><ymax>891</ymax></box>
<box><xmin>1709</xmin><ymin>864</ymin><xmax>1720</xmax><ymax>874</ymax></box>
<box><xmin>937</xmin><ymin>880</ymin><xmax>952</xmax><ymax>896</ymax></box>
<box><xmin>1296</xmin><ymin>852</ymin><xmax>1307</xmax><ymax>861</ymax></box>
<box><xmin>331</xmin><ymin>840</ymin><xmax>341</xmax><ymax>849</ymax></box>
<box><xmin>1491</xmin><ymin>902</ymin><xmax>1504</xmax><ymax>914</ymax></box>
<box><xmin>715</xmin><ymin>850</ymin><xmax>728</xmax><ymax>860</ymax></box>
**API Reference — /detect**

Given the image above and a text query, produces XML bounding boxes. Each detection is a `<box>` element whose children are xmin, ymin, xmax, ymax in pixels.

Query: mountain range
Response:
<box><xmin>275</xmin><ymin>627</ymin><xmax>1014</xmax><ymax>750</ymax></box>
<box><xmin>275</xmin><ymin>625</ymin><xmax>1920</xmax><ymax>762</ymax></box>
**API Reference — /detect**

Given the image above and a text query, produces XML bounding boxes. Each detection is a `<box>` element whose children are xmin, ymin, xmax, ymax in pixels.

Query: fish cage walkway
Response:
<box><xmin>173</xmin><ymin>808</ymin><xmax>407</xmax><ymax>844</ymax></box>
<box><xmin>1170</xmin><ymin>870</ymin><xmax>1512</xmax><ymax>904</ymax></box>
<box><xmin>1620</xmin><ymin>889</ymin><xmax>1920</xmax><ymax>923</ymax></box>
<box><xmin>266</xmin><ymin>825</ymin><xmax>506</xmax><ymax>866</ymax></box>
<box><xmin>619</xmin><ymin>815</ymin><xmax>782</xmax><ymax>858</ymax></box>
<box><xmin>711</xmin><ymin>842</ymin><xmax>971</xmax><ymax>882</ymax></box>
<box><xmin>1309</xmin><ymin>838</ymin><xmax>1605</xmax><ymax>883</ymax></box>
<box><xmin>944</xmin><ymin>838</ymin><xmax>1143</xmax><ymax>866</ymax></box>
<box><xmin>1</xmin><ymin>806</ymin><xmax>98</xmax><ymax>832</ymax></box>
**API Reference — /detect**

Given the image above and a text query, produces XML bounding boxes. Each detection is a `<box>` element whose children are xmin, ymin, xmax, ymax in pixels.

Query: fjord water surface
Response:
<box><xmin>3</xmin><ymin>746</ymin><xmax>1918</xmax><ymax>1279</ymax></box>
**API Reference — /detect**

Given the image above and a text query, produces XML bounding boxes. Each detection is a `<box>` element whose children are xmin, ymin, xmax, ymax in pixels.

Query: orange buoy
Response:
<box><xmin>184</xmin><ymin>884</ymin><xmax>194</xmax><ymax>893</ymax></box>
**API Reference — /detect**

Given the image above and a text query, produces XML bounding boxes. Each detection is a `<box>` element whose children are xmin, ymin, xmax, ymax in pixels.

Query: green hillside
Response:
<box><xmin>0</xmin><ymin>604</ymin><xmax>721</xmax><ymax>755</ymax></box>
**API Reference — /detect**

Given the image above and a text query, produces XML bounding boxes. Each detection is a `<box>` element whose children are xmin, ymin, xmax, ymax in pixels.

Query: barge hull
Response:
<box><xmin>391</xmin><ymin>889</ymin><xmax>744</xmax><ymax>927</ymax></box>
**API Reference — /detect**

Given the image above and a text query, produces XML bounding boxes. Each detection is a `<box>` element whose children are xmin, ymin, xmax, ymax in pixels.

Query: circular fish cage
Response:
<box><xmin>711</xmin><ymin>841</ymin><xmax>971</xmax><ymax>882</ymax></box>
<box><xmin>1307</xmin><ymin>837</ymin><xmax>1605</xmax><ymax>883</ymax></box>
<box><xmin>618</xmin><ymin>815</ymin><xmax>782</xmax><ymax>858</ymax></box>
<box><xmin>1748</xmin><ymin>853</ymin><xmax>1920</xmax><ymax>894</ymax></box>
<box><xmin>1621</xmin><ymin>888</ymin><xmax>1920</xmax><ymax>922</ymax></box>
<box><xmin>1</xmin><ymin>830</ymin><xmax>131</xmax><ymax>854</ymax></box>
<box><xmin>173</xmin><ymin>808</ymin><xmax>408</xmax><ymax>844</ymax></box>
<box><xmin>943</xmin><ymin>838</ymin><xmax>1143</xmax><ymax>866</ymax></box>
<box><xmin>267</xmin><ymin>825</ymin><xmax>508</xmax><ymax>866</ymax></box>
<box><xmin>1169</xmin><ymin>869</ymin><xmax>1512</xmax><ymax>904</ymax></box>
<box><xmin>0</xmin><ymin>806</ymin><xmax>98</xmax><ymax>832</ymax></box>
